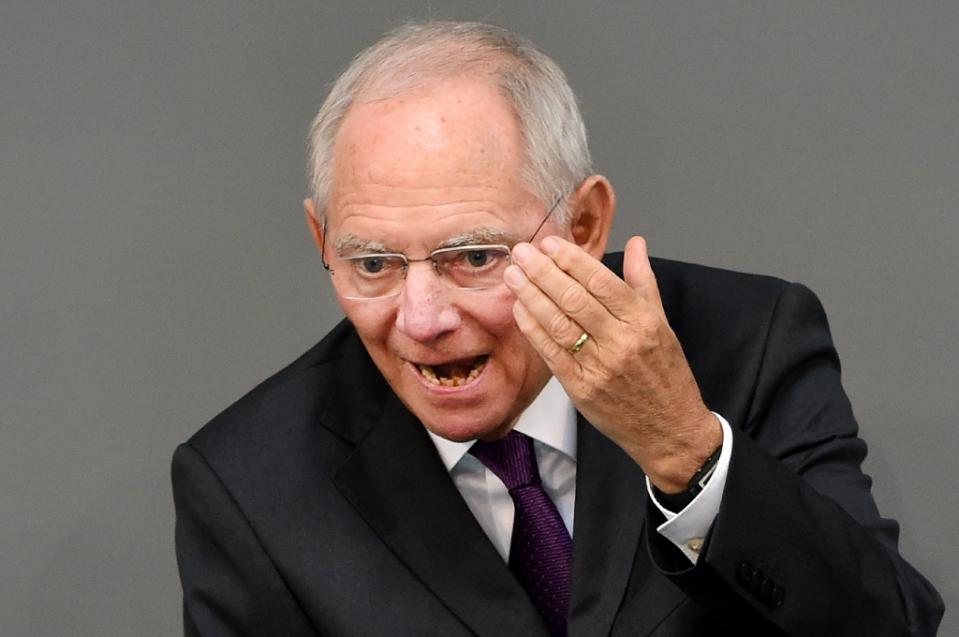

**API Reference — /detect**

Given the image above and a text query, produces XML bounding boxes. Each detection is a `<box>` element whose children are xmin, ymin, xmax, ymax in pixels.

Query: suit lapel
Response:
<box><xmin>567</xmin><ymin>415</ymin><xmax>646</xmax><ymax>635</ymax></box>
<box><xmin>568</xmin><ymin>417</ymin><xmax>689</xmax><ymax>636</ymax></box>
<box><xmin>332</xmin><ymin>393</ymin><xmax>549</xmax><ymax>637</ymax></box>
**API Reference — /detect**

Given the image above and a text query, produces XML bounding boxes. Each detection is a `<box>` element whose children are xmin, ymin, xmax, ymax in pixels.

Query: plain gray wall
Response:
<box><xmin>2</xmin><ymin>1</ymin><xmax>955</xmax><ymax>635</ymax></box>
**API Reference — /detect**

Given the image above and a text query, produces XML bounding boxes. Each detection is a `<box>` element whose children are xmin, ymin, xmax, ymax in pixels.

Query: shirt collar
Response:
<box><xmin>427</xmin><ymin>376</ymin><xmax>578</xmax><ymax>472</ymax></box>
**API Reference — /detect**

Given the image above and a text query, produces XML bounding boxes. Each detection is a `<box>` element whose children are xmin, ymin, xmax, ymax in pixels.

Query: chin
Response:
<box><xmin>420</xmin><ymin>413</ymin><xmax>510</xmax><ymax>443</ymax></box>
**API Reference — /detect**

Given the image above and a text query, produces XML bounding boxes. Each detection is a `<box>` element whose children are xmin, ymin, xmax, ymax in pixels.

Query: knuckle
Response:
<box><xmin>526</xmin><ymin>250</ymin><xmax>552</xmax><ymax>277</ymax></box>
<box><xmin>547</xmin><ymin>312</ymin><xmax>572</xmax><ymax>339</ymax></box>
<box><xmin>594</xmin><ymin>365</ymin><xmax>616</xmax><ymax>386</ymax></box>
<box><xmin>558</xmin><ymin>282</ymin><xmax>590</xmax><ymax>315</ymax></box>
<box><xmin>586</xmin><ymin>267</ymin><xmax>617</xmax><ymax>297</ymax></box>
<box><xmin>540</xmin><ymin>336</ymin><xmax>567</xmax><ymax>362</ymax></box>
<box><xmin>629</xmin><ymin>314</ymin><xmax>671</xmax><ymax>353</ymax></box>
<box><xmin>632</xmin><ymin>308</ymin><xmax>661</xmax><ymax>333</ymax></box>
<box><xmin>577</xmin><ymin>381</ymin><xmax>595</xmax><ymax>402</ymax></box>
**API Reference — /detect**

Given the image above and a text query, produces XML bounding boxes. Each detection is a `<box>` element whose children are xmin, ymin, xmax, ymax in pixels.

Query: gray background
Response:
<box><xmin>2</xmin><ymin>1</ymin><xmax>955</xmax><ymax>635</ymax></box>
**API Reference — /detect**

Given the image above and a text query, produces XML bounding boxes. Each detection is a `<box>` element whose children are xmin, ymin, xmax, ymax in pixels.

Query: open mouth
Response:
<box><xmin>417</xmin><ymin>355</ymin><xmax>489</xmax><ymax>387</ymax></box>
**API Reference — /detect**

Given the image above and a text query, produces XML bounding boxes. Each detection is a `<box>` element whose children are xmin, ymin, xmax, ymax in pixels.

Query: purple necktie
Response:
<box><xmin>470</xmin><ymin>430</ymin><xmax>572</xmax><ymax>636</ymax></box>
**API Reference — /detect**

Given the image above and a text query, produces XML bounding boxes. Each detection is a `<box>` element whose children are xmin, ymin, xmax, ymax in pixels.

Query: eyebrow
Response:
<box><xmin>435</xmin><ymin>227</ymin><xmax>521</xmax><ymax>250</ymax></box>
<box><xmin>334</xmin><ymin>227</ymin><xmax>521</xmax><ymax>256</ymax></box>
<box><xmin>333</xmin><ymin>234</ymin><xmax>391</xmax><ymax>256</ymax></box>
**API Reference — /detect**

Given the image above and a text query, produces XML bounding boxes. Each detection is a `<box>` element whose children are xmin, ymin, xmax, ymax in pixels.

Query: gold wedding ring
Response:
<box><xmin>568</xmin><ymin>331</ymin><xmax>589</xmax><ymax>354</ymax></box>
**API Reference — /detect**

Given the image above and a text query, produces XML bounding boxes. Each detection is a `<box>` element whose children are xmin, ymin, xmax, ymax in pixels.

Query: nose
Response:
<box><xmin>394</xmin><ymin>262</ymin><xmax>461</xmax><ymax>343</ymax></box>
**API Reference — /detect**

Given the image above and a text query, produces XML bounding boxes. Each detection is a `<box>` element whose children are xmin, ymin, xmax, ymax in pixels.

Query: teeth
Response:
<box><xmin>418</xmin><ymin>364</ymin><xmax>438</xmax><ymax>383</ymax></box>
<box><xmin>417</xmin><ymin>358</ymin><xmax>486</xmax><ymax>386</ymax></box>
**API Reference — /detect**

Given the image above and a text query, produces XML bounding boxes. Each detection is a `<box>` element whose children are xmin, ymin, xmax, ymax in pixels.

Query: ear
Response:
<box><xmin>567</xmin><ymin>174</ymin><xmax>615</xmax><ymax>259</ymax></box>
<box><xmin>304</xmin><ymin>198</ymin><xmax>324</xmax><ymax>254</ymax></box>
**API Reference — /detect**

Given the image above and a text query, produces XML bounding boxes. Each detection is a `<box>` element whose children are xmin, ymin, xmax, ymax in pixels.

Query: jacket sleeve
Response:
<box><xmin>172</xmin><ymin>443</ymin><xmax>317</xmax><ymax>637</ymax></box>
<box><xmin>646</xmin><ymin>282</ymin><xmax>944</xmax><ymax>636</ymax></box>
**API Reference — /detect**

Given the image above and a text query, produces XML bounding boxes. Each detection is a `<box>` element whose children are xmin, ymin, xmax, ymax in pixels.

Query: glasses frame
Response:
<box><xmin>320</xmin><ymin>195</ymin><xmax>564</xmax><ymax>300</ymax></box>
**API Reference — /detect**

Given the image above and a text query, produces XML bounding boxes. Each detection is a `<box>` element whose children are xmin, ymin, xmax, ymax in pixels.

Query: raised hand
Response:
<box><xmin>504</xmin><ymin>235</ymin><xmax>722</xmax><ymax>492</ymax></box>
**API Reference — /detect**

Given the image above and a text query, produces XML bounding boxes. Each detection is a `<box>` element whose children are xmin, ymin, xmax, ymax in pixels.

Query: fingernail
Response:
<box><xmin>503</xmin><ymin>265</ymin><xmax>526</xmax><ymax>287</ymax></box>
<box><xmin>512</xmin><ymin>242</ymin><xmax>533</xmax><ymax>264</ymax></box>
<box><xmin>541</xmin><ymin>235</ymin><xmax>561</xmax><ymax>255</ymax></box>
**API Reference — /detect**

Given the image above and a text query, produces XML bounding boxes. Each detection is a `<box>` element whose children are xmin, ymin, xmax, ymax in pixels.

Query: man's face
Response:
<box><xmin>319</xmin><ymin>77</ymin><xmax>561</xmax><ymax>442</ymax></box>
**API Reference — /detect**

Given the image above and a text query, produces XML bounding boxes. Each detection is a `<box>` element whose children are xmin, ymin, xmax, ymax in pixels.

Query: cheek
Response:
<box><xmin>480</xmin><ymin>290</ymin><xmax>538</xmax><ymax>365</ymax></box>
<box><xmin>478</xmin><ymin>286</ymin><xmax>519</xmax><ymax>331</ymax></box>
<box><xmin>341</xmin><ymin>301</ymin><xmax>395</xmax><ymax>348</ymax></box>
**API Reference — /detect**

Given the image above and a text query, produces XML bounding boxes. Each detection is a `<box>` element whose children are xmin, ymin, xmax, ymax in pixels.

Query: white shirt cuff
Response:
<box><xmin>646</xmin><ymin>412</ymin><xmax>733</xmax><ymax>564</ymax></box>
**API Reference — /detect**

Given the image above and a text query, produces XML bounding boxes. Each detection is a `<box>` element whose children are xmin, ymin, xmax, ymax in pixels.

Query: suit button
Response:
<box><xmin>769</xmin><ymin>586</ymin><xmax>786</xmax><ymax>609</ymax></box>
<box><xmin>737</xmin><ymin>561</ymin><xmax>753</xmax><ymax>585</ymax></box>
<box><xmin>758</xmin><ymin>577</ymin><xmax>775</xmax><ymax>601</ymax></box>
<box><xmin>748</xmin><ymin>571</ymin><xmax>765</xmax><ymax>595</ymax></box>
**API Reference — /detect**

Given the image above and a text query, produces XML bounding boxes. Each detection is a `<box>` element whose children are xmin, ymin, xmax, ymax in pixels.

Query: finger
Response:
<box><xmin>509</xmin><ymin>241</ymin><xmax>617</xmax><ymax>336</ymax></box>
<box><xmin>623</xmin><ymin>236</ymin><xmax>664</xmax><ymax>313</ymax></box>
<box><xmin>527</xmin><ymin>236</ymin><xmax>641</xmax><ymax>322</ymax></box>
<box><xmin>503</xmin><ymin>263</ymin><xmax>593</xmax><ymax>352</ymax></box>
<box><xmin>511</xmin><ymin>298</ymin><xmax>581</xmax><ymax>379</ymax></box>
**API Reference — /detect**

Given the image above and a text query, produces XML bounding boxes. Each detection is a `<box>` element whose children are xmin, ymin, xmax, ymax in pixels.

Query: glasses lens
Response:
<box><xmin>333</xmin><ymin>245</ymin><xmax>511</xmax><ymax>299</ymax></box>
<box><xmin>338</xmin><ymin>254</ymin><xmax>406</xmax><ymax>298</ymax></box>
<box><xmin>434</xmin><ymin>246</ymin><xmax>511</xmax><ymax>290</ymax></box>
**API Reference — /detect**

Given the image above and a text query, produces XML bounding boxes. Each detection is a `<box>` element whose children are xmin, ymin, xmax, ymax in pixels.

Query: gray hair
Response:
<box><xmin>306</xmin><ymin>21</ymin><xmax>592</xmax><ymax>224</ymax></box>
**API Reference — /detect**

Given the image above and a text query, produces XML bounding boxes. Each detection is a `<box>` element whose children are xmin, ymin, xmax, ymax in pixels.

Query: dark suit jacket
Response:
<box><xmin>173</xmin><ymin>256</ymin><xmax>944</xmax><ymax>636</ymax></box>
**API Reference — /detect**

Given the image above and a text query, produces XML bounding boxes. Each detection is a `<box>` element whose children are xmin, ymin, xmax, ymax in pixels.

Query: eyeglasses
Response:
<box><xmin>321</xmin><ymin>196</ymin><xmax>563</xmax><ymax>300</ymax></box>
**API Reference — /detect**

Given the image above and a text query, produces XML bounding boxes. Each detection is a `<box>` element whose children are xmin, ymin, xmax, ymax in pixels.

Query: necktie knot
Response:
<box><xmin>469</xmin><ymin>430</ymin><xmax>540</xmax><ymax>491</ymax></box>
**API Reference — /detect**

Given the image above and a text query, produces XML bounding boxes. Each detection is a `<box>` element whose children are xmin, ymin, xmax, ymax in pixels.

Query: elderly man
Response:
<box><xmin>172</xmin><ymin>21</ymin><xmax>943</xmax><ymax>636</ymax></box>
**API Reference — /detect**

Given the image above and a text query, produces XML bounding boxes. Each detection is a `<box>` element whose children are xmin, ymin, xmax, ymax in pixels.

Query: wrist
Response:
<box><xmin>646</xmin><ymin>412</ymin><xmax>723</xmax><ymax>494</ymax></box>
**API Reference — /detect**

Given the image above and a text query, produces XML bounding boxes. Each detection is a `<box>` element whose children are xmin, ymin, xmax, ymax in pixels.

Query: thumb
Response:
<box><xmin>624</xmin><ymin>236</ymin><xmax>664</xmax><ymax>310</ymax></box>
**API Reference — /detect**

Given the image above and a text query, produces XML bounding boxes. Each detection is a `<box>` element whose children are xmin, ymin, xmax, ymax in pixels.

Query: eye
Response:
<box><xmin>347</xmin><ymin>254</ymin><xmax>405</xmax><ymax>280</ymax></box>
<box><xmin>357</xmin><ymin>256</ymin><xmax>388</xmax><ymax>274</ymax></box>
<box><xmin>464</xmin><ymin>249</ymin><xmax>493</xmax><ymax>267</ymax></box>
<box><xmin>440</xmin><ymin>247</ymin><xmax>509</xmax><ymax>272</ymax></box>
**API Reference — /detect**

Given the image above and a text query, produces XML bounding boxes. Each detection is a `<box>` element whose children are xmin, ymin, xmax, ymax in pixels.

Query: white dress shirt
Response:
<box><xmin>428</xmin><ymin>377</ymin><xmax>733</xmax><ymax>565</ymax></box>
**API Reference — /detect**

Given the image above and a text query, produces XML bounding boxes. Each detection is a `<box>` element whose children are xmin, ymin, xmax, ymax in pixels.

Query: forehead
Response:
<box><xmin>325</xmin><ymin>77</ymin><xmax>539</xmax><ymax>238</ymax></box>
<box><xmin>333</xmin><ymin>77</ymin><xmax>522</xmax><ymax>186</ymax></box>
